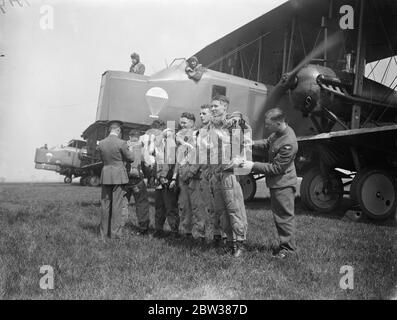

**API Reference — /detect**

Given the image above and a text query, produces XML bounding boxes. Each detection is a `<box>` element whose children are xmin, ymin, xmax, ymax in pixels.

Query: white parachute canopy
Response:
<box><xmin>145</xmin><ymin>87</ymin><xmax>169</xmax><ymax>118</ymax></box>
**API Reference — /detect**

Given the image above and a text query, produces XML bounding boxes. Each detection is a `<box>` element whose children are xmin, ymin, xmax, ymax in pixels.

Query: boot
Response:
<box><xmin>213</xmin><ymin>235</ymin><xmax>222</xmax><ymax>246</ymax></box>
<box><xmin>232</xmin><ymin>241</ymin><xmax>244</xmax><ymax>258</ymax></box>
<box><xmin>222</xmin><ymin>240</ymin><xmax>234</xmax><ymax>255</ymax></box>
<box><xmin>197</xmin><ymin>237</ymin><xmax>206</xmax><ymax>244</ymax></box>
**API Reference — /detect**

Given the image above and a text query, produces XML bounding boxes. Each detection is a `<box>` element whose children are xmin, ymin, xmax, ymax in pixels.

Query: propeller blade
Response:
<box><xmin>289</xmin><ymin>33</ymin><xmax>340</xmax><ymax>76</ymax></box>
<box><xmin>262</xmin><ymin>33</ymin><xmax>341</xmax><ymax>112</ymax></box>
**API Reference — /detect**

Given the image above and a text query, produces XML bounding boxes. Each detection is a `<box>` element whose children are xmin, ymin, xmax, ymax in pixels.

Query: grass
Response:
<box><xmin>0</xmin><ymin>182</ymin><xmax>396</xmax><ymax>299</ymax></box>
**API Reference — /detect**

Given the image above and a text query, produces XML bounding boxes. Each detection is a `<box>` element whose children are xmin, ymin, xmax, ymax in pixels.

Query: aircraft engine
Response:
<box><xmin>289</xmin><ymin>64</ymin><xmax>339</xmax><ymax>116</ymax></box>
<box><xmin>289</xmin><ymin>64</ymin><xmax>397</xmax><ymax>123</ymax></box>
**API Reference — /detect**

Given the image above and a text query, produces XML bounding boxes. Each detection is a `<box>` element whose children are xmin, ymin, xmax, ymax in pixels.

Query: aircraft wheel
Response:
<box><xmin>88</xmin><ymin>175</ymin><xmax>100</xmax><ymax>187</ymax></box>
<box><xmin>300</xmin><ymin>168</ymin><xmax>343</xmax><ymax>212</ymax></box>
<box><xmin>350</xmin><ymin>168</ymin><xmax>397</xmax><ymax>220</ymax></box>
<box><xmin>80</xmin><ymin>176</ymin><xmax>88</xmax><ymax>186</ymax></box>
<box><xmin>238</xmin><ymin>174</ymin><xmax>257</xmax><ymax>202</ymax></box>
<box><xmin>64</xmin><ymin>176</ymin><xmax>72</xmax><ymax>184</ymax></box>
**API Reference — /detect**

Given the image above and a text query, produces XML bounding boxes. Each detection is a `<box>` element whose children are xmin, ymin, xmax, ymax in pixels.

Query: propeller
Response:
<box><xmin>261</xmin><ymin>33</ymin><xmax>341</xmax><ymax>115</ymax></box>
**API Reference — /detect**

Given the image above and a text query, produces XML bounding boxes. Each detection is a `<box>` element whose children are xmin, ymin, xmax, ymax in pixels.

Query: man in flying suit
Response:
<box><xmin>207</xmin><ymin>95</ymin><xmax>251</xmax><ymax>257</ymax></box>
<box><xmin>125</xmin><ymin>129</ymin><xmax>151</xmax><ymax>236</ymax></box>
<box><xmin>152</xmin><ymin>124</ymin><xmax>180</xmax><ymax>239</ymax></box>
<box><xmin>98</xmin><ymin>120</ymin><xmax>135</xmax><ymax>239</ymax></box>
<box><xmin>196</xmin><ymin>104</ymin><xmax>222</xmax><ymax>244</ymax></box>
<box><xmin>170</xmin><ymin>112</ymin><xmax>206</xmax><ymax>242</ymax></box>
<box><xmin>129</xmin><ymin>52</ymin><xmax>145</xmax><ymax>75</ymax></box>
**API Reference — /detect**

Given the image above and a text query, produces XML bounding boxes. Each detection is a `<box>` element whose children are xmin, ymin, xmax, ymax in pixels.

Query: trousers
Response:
<box><xmin>125</xmin><ymin>179</ymin><xmax>150</xmax><ymax>230</ymax></box>
<box><xmin>179</xmin><ymin>177</ymin><xmax>207</xmax><ymax>238</ymax></box>
<box><xmin>154</xmin><ymin>188</ymin><xmax>180</xmax><ymax>233</ymax></box>
<box><xmin>211</xmin><ymin>171</ymin><xmax>247</xmax><ymax>241</ymax></box>
<box><xmin>270</xmin><ymin>187</ymin><xmax>296</xmax><ymax>251</ymax></box>
<box><xmin>100</xmin><ymin>184</ymin><xmax>128</xmax><ymax>238</ymax></box>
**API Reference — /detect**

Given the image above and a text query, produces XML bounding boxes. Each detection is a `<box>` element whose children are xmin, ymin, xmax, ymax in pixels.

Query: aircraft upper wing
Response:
<box><xmin>195</xmin><ymin>0</ymin><xmax>397</xmax><ymax>85</ymax></box>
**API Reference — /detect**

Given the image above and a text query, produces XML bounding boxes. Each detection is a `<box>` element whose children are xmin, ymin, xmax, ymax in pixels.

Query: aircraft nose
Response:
<box><xmin>145</xmin><ymin>87</ymin><xmax>169</xmax><ymax>118</ymax></box>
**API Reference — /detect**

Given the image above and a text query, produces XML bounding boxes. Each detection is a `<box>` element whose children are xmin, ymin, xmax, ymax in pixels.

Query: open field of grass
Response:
<box><xmin>0</xmin><ymin>182</ymin><xmax>396</xmax><ymax>299</ymax></box>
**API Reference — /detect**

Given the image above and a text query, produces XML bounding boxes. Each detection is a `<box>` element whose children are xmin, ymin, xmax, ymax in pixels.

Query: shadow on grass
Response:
<box><xmin>80</xmin><ymin>201</ymin><xmax>101</xmax><ymax>207</ymax></box>
<box><xmin>247</xmin><ymin>196</ymin><xmax>397</xmax><ymax>227</ymax></box>
<box><xmin>3</xmin><ymin>209</ymin><xmax>30</xmax><ymax>225</ymax></box>
<box><xmin>78</xmin><ymin>220</ymin><xmax>99</xmax><ymax>235</ymax></box>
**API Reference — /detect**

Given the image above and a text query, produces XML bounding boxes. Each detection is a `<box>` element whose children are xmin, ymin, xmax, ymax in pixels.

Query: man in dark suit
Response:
<box><xmin>98</xmin><ymin>120</ymin><xmax>135</xmax><ymax>239</ymax></box>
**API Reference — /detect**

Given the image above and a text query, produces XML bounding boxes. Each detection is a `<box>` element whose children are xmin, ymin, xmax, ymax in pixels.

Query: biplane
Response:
<box><xmin>34</xmin><ymin>139</ymin><xmax>102</xmax><ymax>186</ymax></box>
<box><xmin>80</xmin><ymin>0</ymin><xmax>397</xmax><ymax>220</ymax></box>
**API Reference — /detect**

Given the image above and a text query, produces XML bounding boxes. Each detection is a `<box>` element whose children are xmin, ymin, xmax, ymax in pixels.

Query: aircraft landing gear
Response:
<box><xmin>88</xmin><ymin>175</ymin><xmax>100</xmax><ymax>187</ymax></box>
<box><xmin>64</xmin><ymin>176</ymin><xmax>72</xmax><ymax>184</ymax></box>
<box><xmin>300</xmin><ymin>167</ymin><xmax>344</xmax><ymax>212</ymax></box>
<box><xmin>80</xmin><ymin>176</ymin><xmax>88</xmax><ymax>186</ymax></box>
<box><xmin>238</xmin><ymin>174</ymin><xmax>257</xmax><ymax>202</ymax></box>
<box><xmin>350</xmin><ymin>168</ymin><xmax>397</xmax><ymax>220</ymax></box>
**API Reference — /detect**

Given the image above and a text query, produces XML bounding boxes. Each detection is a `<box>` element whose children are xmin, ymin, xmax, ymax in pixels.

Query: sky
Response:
<box><xmin>0</xmin><ymin>0</ymin><xmax>395</xmax><ymax>182</ymax></box>
<box><xmin>0</xmin><ymin>0</ymin><xmax>286</xmax><ymax>182</ymax></box>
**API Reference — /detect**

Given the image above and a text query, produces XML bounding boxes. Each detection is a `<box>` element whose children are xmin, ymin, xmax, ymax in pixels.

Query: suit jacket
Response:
<box><xmin>98</xmin><ymin>134</ymin><xmax>134</xmax><ymax>185</ymax></box>
<box><xmin>252</xmin><ymin>125</ymin><xmax>298</xmax><ymax>189</ymax></box>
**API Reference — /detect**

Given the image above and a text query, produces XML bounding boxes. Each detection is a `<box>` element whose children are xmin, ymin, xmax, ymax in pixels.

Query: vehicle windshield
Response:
<box><xmin>169</xmin><ymin>58</ymin><xmax>186</xmax><ymax>67</ymax></box>
<box><xmin>65</xmin><ymin>140</ymin><xmax>86</xmax><ymax>149</ymax></box>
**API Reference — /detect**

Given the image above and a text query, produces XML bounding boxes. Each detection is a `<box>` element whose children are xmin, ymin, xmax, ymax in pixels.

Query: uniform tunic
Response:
<box><xmin>253</xmin><ymin>125</ymin><xmax>298</xmax><ymax>251</ymax></box>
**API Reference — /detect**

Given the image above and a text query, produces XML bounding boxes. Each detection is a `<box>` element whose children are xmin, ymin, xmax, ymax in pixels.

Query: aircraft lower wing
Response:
<box><xmin>298</xmin><ymin>124</ymin><xmax>397</xmax><ymax>161</ymax></box>
<box><xmin>81</xmin><ymin>161</ymin><xmax>103</xmax><ymax>169</ymax></box>
<box><xmin>35</xmin><ymin>163</ymin><xmax>61</xmax><ymax>172</ymax></box>
<box><xmin>298</xmin><ymin>124</ymin><xmax>397</xmax><ymax>143</ymax></box>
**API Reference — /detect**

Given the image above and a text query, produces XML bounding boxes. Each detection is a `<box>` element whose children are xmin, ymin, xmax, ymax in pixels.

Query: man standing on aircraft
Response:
<box><xmin>185</xmin><ymin>56</ymin><xmax>205</xmax><ymax>81</ymax></box>
<box><xmin>125</xmin><ymin>129</ymin><xmax>151</xmax><ymax>236</ymax></box>
<box><xmin>207</xmin><ymin>95</ymin><xmax>251</xmax><ymax>257</ymax></box>
<box><xmin>170</xmin><ymin>112</ymin><xmax>206</xmax><ymax>242</ymax></box>
<box><xmin>239</xmin><ymin>108</ymin><xmax>298</xmax><ymax>259</ymax></box>
<box><xmin>129</xmin><ymin>52</ymin><xmax>145</xmax><ymax>75</ymax></box>
<box><xmin>98</xmin><ymin>120</ymin><xmax>135</xmax><ymax>239</ymax></box>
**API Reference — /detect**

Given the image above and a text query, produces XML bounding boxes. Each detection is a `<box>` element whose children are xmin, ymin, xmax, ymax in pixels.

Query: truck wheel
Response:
<box><xmin>300</xmin><ymin>168</ymin><xmax>343</xmax><ymax>212</ymax></box>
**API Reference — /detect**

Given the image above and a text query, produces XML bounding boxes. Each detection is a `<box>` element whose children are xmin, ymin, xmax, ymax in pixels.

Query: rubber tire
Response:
<box><xmin>88</xmin><ymin>175</ymin><xmax>100</xmax><ymax>187</ymax></box>
<box><xmin>80</xmin><ymin>176</ymin><xmax>88</xmax><ymax>186</ymax></box>
<box><xmin>64</xmin><ymin>176</ymin><xmax>72</xmax><ymax>184</ymax></box>
<box><xmin>350</xmin><ymin>167</ymin><xmax>397</xmax><ymax>220</ymax></box>
<box><xmin>238</xmin><ymin>174</ymin><xmax>257</xmax><ymax>202</ymax></box>
<box><xmin>300</xmin><ymin>167</ymin><xmax>343</xmax><ymax>213</ymax></box>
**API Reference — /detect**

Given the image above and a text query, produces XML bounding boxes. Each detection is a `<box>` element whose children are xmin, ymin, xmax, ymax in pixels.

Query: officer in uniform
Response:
<box><xmin>125</xmin><ymin>129</ymin><xmax>150</xmax><ymax>236</ymax></box>
<box><xmin>207</xmin><ymin>95</ymin><xmax>251</xmax><ymax>257</ymax></box>
<box><xmin>98</xmin><ymin>120</ymin><xmax>134</xmax><ymax>239</ymax></box>
<box><xmin>129</xmin><ymin>52</ymin><xmax>145</xmax><ymax>75</ymax></box>
<box><xmin>240</xmin><ymin>107</ymin><xmax>298</xmax><ymax>258</ymax></box>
